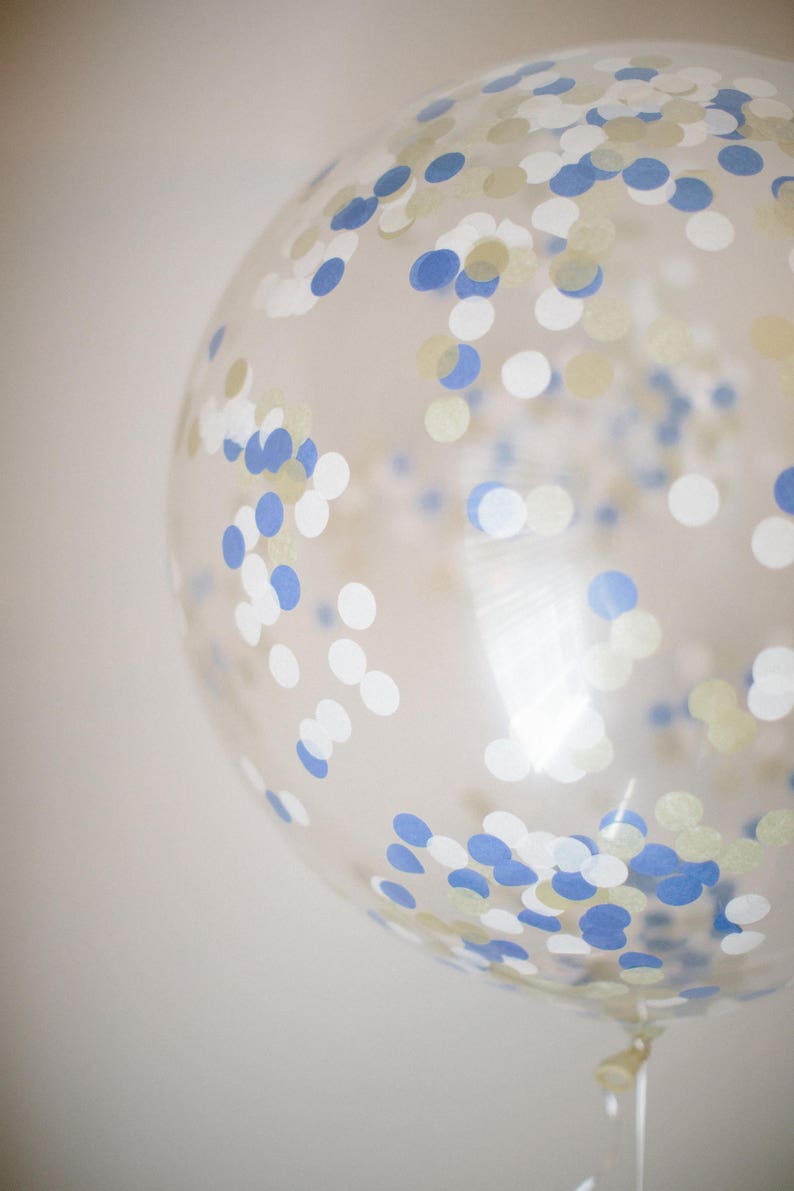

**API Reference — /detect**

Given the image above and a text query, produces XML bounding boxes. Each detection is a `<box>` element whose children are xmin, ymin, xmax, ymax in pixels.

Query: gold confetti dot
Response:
<box><xmin>604</xmin><ymin>116</ymin><xmax>647</xmax><ymax>142</ymax></box>
<box><xmin>255</xmin><ymin>388</ymin><xmax>284</xmax><ymax>423</ymax></box>
<box><xmin>609</xmin><ymin>609</ymin><xmax>662</xmax><ymax>659</ymax></box>
<box><xmin>487</xmin><ymin>116</ymin><xmax>530</xmax><ymax>143</ymax></box>
<box><xmin>525</xmin><ymin>484</ymin><xmax>575</xmax><ymax>535</ymax></box>
<box><xmin>282</xmin><ymin>403</ymin><xmax>312</xmax><ymax>441</ymax></box>
<box><xmin>573</xmin><ymin>736</ymin><xmax>614</xmax><ymax>773</ymax></box>
<box><xmin>425</xmin><ymin>395</ymin><xmax>471</xmax><ymax>443</ymax></box>
<box><xmin>450</xmin><ymin>888</ymin><xmax>488</xmax><ymax>916</ymax></box>
<box><xmin>590</xmin><ymin>145</ymin><xmax>628</xmax><ymax>173</ymax></box>
<box><xmin>609</xmin><ymin>885</ymin><xmax>647</xmax><ymax>913</ymax></box>
<box><xmin>662</xmin><ymin>98</ymin><xmax>704</xmax><ymax>124</ymax></box>
<box><xmin>756</xmin><ymin>808</ymin><xmax>794</xmax><ymax>846</ymax></box>
<box><xmin>290</xmin><ymin>226</ymin><xmax>319</xmax><ymax>260</ymax></box>
<box><xmin>565</xmin><ymin>351</ymin><xmax>614</xmax><ymax>398</ymax></box>
<box><xmin>676</xmin><ymin>825</ymin><xmax>722</xmax><ymax>861</ymax></box>
<box><xmin>501</xmin><ymin>246</ymin><xmax>539</xmax><ymax>287</ymax></box>
<box><xmin>465</xmin><ymin>239</ymin><xmax>510</xmax><ymax>282</ymax></box>
<box><xmin>655</xmin><ymin>790</ymin><xmax>703</xmax><ymax>832</ymax></box>
<box><xmin>707</xmin><ymin>709</ymin><xmax>757</xmax><ymax>754</ymax></box>
<box><xmin>688</xmin><ymin>679</ymin><xmax>737</xmax><ymax>722</ymax></box>
<box><xmin>583</xmin><ymin>295</ymin><xmax>632</xmax><ymax>342</ymax></box>
<box><xmin>224</xmin><ymin>358</ymin><xmax>250</xmax><ymax>398</ymax></box>
<box><xmin>272</xmin><ymin>460</ymin><xmax>307</xmax><ymax>505</ymax></box>
<box><xmin>568</xmin><ymin>217</ymin><xmax>616</xmax><ymax>257</ymax></box>
<box><xmin>630</xmin><ymin>53</ymin><xmax>672</xmax><ymax>69</ymax></box>
<box><xmin>779</xmin><ymin>354</ymin><xmax>794</xmax><ymax>397</ymax></box>
<box><xmin>646</xmin><ymin>316</ymin><xmax>693</xmax><ymax>365</ymax></box>
<box><xmin>417</xmin><ymin>334</ymin><xmax>458</xmax><ymax>380</ymax></box>
<box><xmin>323</xmin><ymin>185</ymin><xmax>357</xmax><ymax>218</ymax></box>
<box><xmin>454</xmin><ymin>165</ymin><xmax>489</xmax><ymax>197</ymax></box>
<box><xmin>598</xmin><ymin>823</ymin><xmax>645</xmax><ymax>860</ymax></box>
<box><xmin>718</xmin><ymin>838</ymin><xmax>762</xmax><ymax>875</ymax></box>
<box><xmin>534</xmin><ymin>881</ymin><xmax>569</xmax><ymax>912</ymax></box>
<box><xmin>483</xmin><ymin>165</ymin><xmax>527</xmax><ymax>198</ymax></box>
<box><xmin>551</xmin><ymin>251</ymin><xmax>599</xmax><ymax>293</ymax></box>
<box><xmin>566</xmin><ymin>83</ymin><xmax>606</xmax><ymax>104</ymax></box>
<box><xmin>267</xmin><ymin>529</ymin><xmax>298</xmax><ymax>565</ymax></box>
<box><xmin>621</xmin><ymin>967</ymin><xmax>664</xmax><ymax>986</ymax></box>
<box><xmin>406</xmin><ymin>188</ymin><xmax>445</xmax><ymax>219</ymax></box>
<box><xmin>643</xmin><ymin>120</ymin><xmax>685</xmax><ymax>148</ymax></box>
<box><xmin>750</xmin><ymin>314</ymin><xmax>794</xmax><ymax>359</ymax></box>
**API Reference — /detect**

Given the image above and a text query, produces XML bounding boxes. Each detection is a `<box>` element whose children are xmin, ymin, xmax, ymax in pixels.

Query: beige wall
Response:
<box><xmin>3</xmin><ymin>3</ymin><xmax>794</xmax><ymax>1190</ymax></box>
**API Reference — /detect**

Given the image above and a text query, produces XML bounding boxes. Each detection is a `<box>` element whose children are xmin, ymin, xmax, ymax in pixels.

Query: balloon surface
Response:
<box><xmin>169</xmin><ymin>41</ymin><xmax>794</xmax><ymax>1027</ymax></box>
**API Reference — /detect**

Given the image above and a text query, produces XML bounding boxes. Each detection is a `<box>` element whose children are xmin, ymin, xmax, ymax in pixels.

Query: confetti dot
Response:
<box><xmin>587</xmin><ymin>570</ymin><xmax>638</xmax><ymax>619</ymax></box>
<box><xmin>630</xmin><ymin>843</ymin><xmax>679</xmax><ymax>877</ymax></box>
<box><xmin>669</xmin><ymin>176</ymin><xmax>713</xmax><ymax>212</ymax></box>
<box><xmin>329</xmin><ymin>638</ymin><xmax>367</xmax><ymax>684</ymax></box>
<box><xmin>439</xmin><ymin>344</ymin><xmax>481</xmax><ymax>390</ymax></box>
<box><xmin>299</xmin><ymin>717</ymin><xmax>333</xmax><ymax>761</ymax></box>
<box><xmin>565</xmin><ymin>351</ymin><xmax>614</xmax><ymax>397</ymax></box>
<box><xmin>774</xmin><ymin>467</ymin><xmax>794</xmax><ymax>513</ymax></box>
<box><xmin>311</xmin><ymin>257</ymin><xmax>345</xmax><ymax>296</ymax></box>
<box><xmin>582</xmin><ymin>296</ymin><xmax>631</xmax><ymax>341</ymax></box>
<box><xmin>314</xmin><ymin>452</ymin><xmax>350</xmax><ymax>499</ymax></box>
<box><xmin>387</xmin><ymin>843</ymin><xmax>424</xmax><ymax>874</ymax></box>
<box><xmin>296</xmin><ymin>740</ymin><xmax>328</xmax><ymax>778</ymax></box>
<box><xmin>685</xmin><ymin>210</ymin><xmax>734</xmax><ymax>251</ymax></box>
<box><xmin>478</xmin><ymin>485</ymin><xmax>527</xmax><ymax>538</ymax></box>
<box><xmin>668</xmin><ymin>474</ymin><xmax>720</xmax><ymax>527</ymax></box>
<box><xmin>255</xmin><ymin>492</ymin><xmax>284</xmax><ymax>538</ymax></box>
<box><xmin>521</xmin><ymin>150</ymin><xmax>564</xmax><ymax>183</ymax></box>
<box><xmin>751</xmin><ymin>517</ymin><xmax>794</xmax><ymax>568</ymax></box>
<box><xmin>425</xmin><ymin>395</ymin><xmax>471</xmax><ymax>443</ymax></box>
<box><xmin>235</xmin><ymin>602</ymin><xmax>261</xmax><ymax>646</ymax></box>
<box><xmin>501</xmin><ymin>350</ymin><xmax>552</xmax><ymax>398</ymax></box>
<box><xmin>623</xmin><ymin>156</ymin><xmax>670</xmax><ymax>190</ymax></box>
<box><xmin>718</xmin><ymin>144</ymin><xmax>764</xmax><ymax>176</ymax></box>
<box><xmin>374</xmin><ymin>164</ymin><xmax>411</xmax><ymax>197</ymax></box>
<box><xmin>338</xmin><ymin>582</ymin><xmax>376</xmax><ymax>630</ymax></box>
<box><xmin>725</xmin><ymin>894</ymin><xmax>770</xmax><ymax>926</ymax></box>
<box><xmin>720</xmin><ymin>931</ymin><xmax>765</xmax><ymax>955</ymax></box>
<box><xmin>646</xmin><ymin>316</ymin><xmax>692</xmax><ymax>365</ymax></box>
<box><xmin>525</xmin><ymin>485</ymin><xmax>574</xmax><ymax>536</ymax></box>
<box><xmin>688</xmin><ymin>679</ymin><xmax>736</xmax><ymax>722</ymax></box>
<box><xmin>449</xmin><ymin>296</ymin><xmax>495</xmax><ymax>341</ymax></box>
<box><xmin>360</xmin><ymin>670</ymin><xmax>400</xmax><ymax>716</ymax></box>
<box><xmin>609</xmin><ymin>610</ymin><xmax>662</xmax><ymax>659</ymax></box>
<box><xmin>548</xmin><ymin>934</ymin><xmax>591</xmax><ymax>956</ymax></box>
<box><xmin>580</xmin><ymin>853</ymin><xmax>628</xmax><ymax>888</ymax></box>
<box><xmin>656</xmin><ymin>873</ymin><xmax>702</xmax><ymax>906</ymax></box>
<box><xmin>751</xmin><ymin>316</ymin><xmax>794</xmax><ymax>361</ymax></box>
<box><xmin>394</xmin><ymin>813</ymin><xmax>431</xmax><ymax>847</ymax></box>
<box><xmin>483</xmin><ymin>811</ymin><xmax>528</xmax><ymax>847</ymax></box>
<box><xmin>409</xmin><ymin>248</ymin><xmax>460</xmax><ymax>291</ymax></box>
<box><xmin>756</xmin><ymin>808</ymin><xmax>794</xmax><ymax>846</ymax></box>
<box><xmin>531</xmin><ymin>196</ymin><xmax>579</xmax><ymax>238</ymax></box>
<box><xmin>655</xmin><ymin>790</ymin><xmax>703</xmax><ymax>831</ymax></box>
<box><xmin>222</xmin><ymin>525</ymin><xmax>246</xmax><ymax>569</ymax></box>
<box><xmin>425</xmin><ymin>152</ymin><xmax>465</xmax><ymax>183</ymax></box>
<box><xmin>427</xmin><ymin>834</ymin><xmax>468</xmax><ymax>868</ymax></box>
<box><xmin>268</xmin><ymin>643</ymin><xmax>299</xmax><ymax>688</ymax></box>
<box><xmin>676</xmin><ymin>825</ymin><xmax>722</xmax><ymax>861</ymax></box>
<box><xmin>378</xmin><ymin>880</ymin><xmax>416</xmax><ymax>909</ymax></box>
<box><xmin>535</xmin><ymin>287</ymin><xmax>583</xmax><ymax>331</ymax></box>
<box><xmin>449</xmin><ymin>868</ymin><xmax>489</xmax><ymax>898</ymax></box>
<box><xmin>270</xmin><ymin>565</ymin><xmax>300</xmax><ymax>610</ymax></box>
<box><xmin>718</xmin><ymin>838</ymin><xmax>762</xmax><ymax>874</ymax></box>
<box><xmin>485</xmin><ymin>738</ymin><xmax>532</xmax><ymax>782</ymax></box>
<box><xmin>294</xmin><ymin>490</ymin><xmax>330</xmax><ymax>538</ymax></box>
<box><xmin>316</xmin><ymin>699</ymin><xmax>351</xmax><ymax>743</ymax></box>
<box><xmin>240</xmin><ymin>553</ymin><xmax>269</xmax><ymax>599</ymax></box>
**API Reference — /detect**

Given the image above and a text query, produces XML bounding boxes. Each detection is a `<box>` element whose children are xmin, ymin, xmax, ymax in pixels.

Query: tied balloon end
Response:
<box><xmin>595</xmin><ymin>1033</ymin><xmax>652</xmax><ymax>1095</ymax></box>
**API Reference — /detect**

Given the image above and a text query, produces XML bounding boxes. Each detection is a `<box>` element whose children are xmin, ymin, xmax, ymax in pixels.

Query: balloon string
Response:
<box><xmin>572</xmin><ymin>1089</ymin><xmax>621</xmax><ymax>1191</ymax></box>
<box><xmin>634</xmin><ymin>1056</ymin><xmax>648</xmax><ymax>1191</ymax></box>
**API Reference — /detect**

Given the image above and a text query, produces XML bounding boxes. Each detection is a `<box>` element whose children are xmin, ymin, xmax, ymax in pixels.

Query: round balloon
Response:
<box><xmin>169</xmin><ymin>41</ymin><xmax>794</xmax><ymax>1027</ymax></box>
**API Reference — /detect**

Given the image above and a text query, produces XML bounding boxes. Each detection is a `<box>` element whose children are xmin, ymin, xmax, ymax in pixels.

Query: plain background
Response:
<box><xmin>3</xmin><ymin>3</ymin><xmax>794</xmax><ymax>1189</ymax></box>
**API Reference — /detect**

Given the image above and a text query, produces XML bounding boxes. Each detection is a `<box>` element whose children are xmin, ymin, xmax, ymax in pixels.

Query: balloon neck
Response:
<box><xmin>595</xmin><ymin>1031</ymin><xmax>654</xmax><ymax>1094</ymax></box>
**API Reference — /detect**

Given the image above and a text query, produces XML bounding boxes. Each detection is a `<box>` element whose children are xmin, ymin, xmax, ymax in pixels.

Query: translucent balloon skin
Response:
<box><xmin>169</xmin><ymin>42</ymin><xmax>794</xmax><ymax>1027</ymax></box>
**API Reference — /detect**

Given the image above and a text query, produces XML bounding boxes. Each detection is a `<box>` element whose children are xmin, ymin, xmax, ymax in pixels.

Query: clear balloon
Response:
<box><xmin>169</xmin><ymin>41</ymin><xmax>794</xmax><ymax>1030</ymax></box>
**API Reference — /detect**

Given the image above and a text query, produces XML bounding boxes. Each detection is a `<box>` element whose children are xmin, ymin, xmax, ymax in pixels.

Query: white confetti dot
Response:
<box><xmin>241</xmin><ymin>552</ymin><xmax>269</xmax><ymax>598</ymax></box>
<box><xmin>253</xmin><ymin>586</ymin><xmax>280</xmax><ymax>626</ymax></box>
<box><xmin>239</xmin><ymin>755</ymin><xmax>264</xmax><ymax>791</ymax></box>
<box><xmin>480</xmin><ymin>908</ymin><xmax>523</xmax><ymax>935</ymax></box>
<box><xmin>686</xmin><ymin>211</ymin><xmax>734</xmax><ymax>252</ymax></box>
<box><xmin>235</xmin><ymin>601</ymin><xmax>262</xmax><ymax>647</ymax></box>
<box><xmin>299</xmin><ymin>718</ymin><xmax>333</xmax><ymax>761</ymax></box>
<box><xmin>501</xmin><ymin>350</ymin><xmax>551</xmax><ymax>399</ymax></box>
<box><xmin>478</xmin><ymin>485</ymin><xmax>527</xmax><ymax>538</ymax></box>
<box><xmin>547</xmin><ymin>934</ymin><xmax>591</xmax><ymax>955</ymax></box>
<box><xmin>610</xmin><ymin>610</ymin><xmax>662</xmax><ymax>660</ymax></box>
<box><xmin>328</xmin><ymin>638</ymin><xmax>367</xmax><ymax>684</ymax></box>
<box><xmin>314</xmin><ymin>451</ymin><xmax>350</xmax><ymax>499</ymax></box>
<box><xmin>315</xmin><ymin>698</ymin><xmax>352</xmax><ymax>743</ymax></box>
<box><xmin>427</xmin><ymin>834</ymin><xmax>468</xmax><ymax>868</ymax></box>
<box><xmin>360</xmin><ymin>670</ymin><xmax>400</xmax><ymax>716</ymax></box>
<box><xmin>668</xmin><ymin>474</ymin><xmax>720</xmax><ymax>527</ymax></box>
<box><xmin>747</xmin><ymin>683</ymin><xmax>794</xmax><ymax>722</ymax></box>
<box><xmin>448</xmin><ymin>296</ymin><xmax>495</xmax><ymax>341</ymax></box>
<box><xmin>748</xmin><ymin>97</ymin><xmax>792</xmax><ymax>119</ymax></box>
<box><xmin>519</xmin><ymin>150</ymin><xmax>563</xmax><ymax>183</ymax></box>
<box><xmin>531</xmin><ymin>196</ymin><xmax>579</xmax><ymax>238</ymax></box>
<box><xmin>525</xmin><ymin>484</ymin><xmax>574</xmax><ymax>536</ymax></box>
<box><xmin>295</xmin><ymin>490</ymin><xmax>330</xmax><ymax>538</ymax></box>
<box><xmin>517</xmin><ymin>832</ymin><xmax>556</xmax><ymax>871</ymax></box>
<box><xmin>325</xmin><ymin>230</ymin><xmax>359</xmax><ymax>262</ymax></box>
<box><xmin>552</xmin><ymin>836</ymin><xmax>593</xmax><ymax>872</ymax></box>
<box><xmin>580</xmin><ymin>854</ymin><xmax>628</xmax><ymax>889</ymax></box>
<box><xmin>752</xmin><ymin>517</ymin><xmax>794</xmax><ymax>569</ymax></box>
<box><xmin>233</xmin><ymin>505</ymin><xmax>260</xmax><ymax>550</ymax></box>
<box><xmin>268</xmin><ymin>643</ymin><xmax>300</xmax><ymax>688</ymax></box>
<box><xmin>483</xmin><ymin>811</ymin><xmax>528</xmax><ymax>847</ymax></box>
<box><xmin>559</xmin><ymin>123</ymin><xmax>605</xmax><ymax>155</ymax></box>
<box><xmin>535</xmin><ymin>286</ymin><xmax>583</xmax><ymax>331</ymax></box>
<box><xmin>521</xmin><ymin>885</ymin><xmax>564</xmax><ymax>917</ymax></box>
<box><xmin>278</xmin><ymin>790</ymin><xmax>309</xmax><ymax>826</ymax></box>
<box><xmin>485</xmin><ymin>738</ymin><xmax>532</xmax><ymax>782</ymax></box>
<box><xmin>733</xmin><ymin>75</ymin><xmax>777</xmax><ymax>97</ymax></box>
<box><xmin>338</xmin><ymin>582</ymin><xmax>377</xmax><ymax>630</ymax></box>
<box><xmin>720</xmin><ymin>931</ymin><xmax>765</xmax><ymax>956</ymax></box>
<box><xmin>724</xmin><ymin>893</ymin><xmax>770</xmax><ymax>926</ymax></box>
<box><xmin>752</xmin><ymin>645</ymin><xmax>794</xmax><ymax>685</ymax></box>
<box><xmin>626</xmin><ymin>178</ymin><xmax>676</xmax><ymax>206</ymax></box>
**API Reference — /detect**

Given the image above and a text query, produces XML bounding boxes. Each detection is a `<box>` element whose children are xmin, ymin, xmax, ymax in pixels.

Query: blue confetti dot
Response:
<box><xmin>208</xmin><ymin>324</ymin><xmax>226</xmax><ymax>360</ymax></box>
<box><xmin>386</xmin><ymin>843</ymin><xmax>425</xmax><ymax>874</ymax></box>
<box><xmin>439</xmin><ymin>344</ymin><xmax>480</xmax><ymax>390</ymax></box>
<box><xmin>330</xmin><ymin>195</ymin><xmax>378</xmax><ymax>230</ymax></box>
<box><xmin>271</xmin><ymin>565</ymin><xmax>300</xmax><ymax>611</ymax></box>
<box><xmin>535</xmin><ymin>76</ymin><xmax>575</xmax><ymax>96</ymax></box>
<box><xmin>223</xmin><ymin>438</ymin><xmax>242</xmax><ymax>462</ymax></box>
<box><xmin>495</xmin><ymin>940</ymin><xmax>529</xmax><ymax>961</ymax></box>
<box><xmin>631</xmin><ymin>844</ymin><xmax>679</xmax><ymax>877</ymax></box>
<box><xmin>316</xmin><ymin>602</ymin><xmax>334</xmax><ymax>627</ymax></box>
<box><xmin>773</xmin><ymin>466</ymin><xmax>794</xmax><ymax>514</ymax></box>
<box><xmin>713</xmin><ymin>911</ymin><xmax>742</xmax><ymax>934</ymax></box>
<box><xmin>483</xmin><ymin>73</ymin><xmax>522</xmax><ymax>93</ymax></box>
<box><xmin>789</xmin><ymin>771</ymin><xmax>794</xmax><ymax>792</ymax></box>
<box><xmin>520</xmin><ymin>59</ymin><xmax>555</xmax><ymax>76</ymax></box>
<box><xmin>583</xmin><ymin>929</ymin><xmax>627</xmax><ymax>951</ymax></box>
<box><xmin>425</xmin><ymin>151</ymin><xmax>465</xmax><ymax>183</ymax></box>
<box><xmin>772</xmin><ymin>175</ymin><xmax>794</xmax><ymax>199</ymax></box>
<box><xmin>493</xmin><ymin>860</ymin><xmax>537</xmax><ymax>887</ymax></box>
<box><xmin>580</xmin><ymin>150</ymin><xmax>620</xmax><ymax>180</ymax></box>
<box><xmin>468</xmin><ymin>833</ymin><xmax>511</xmax><ymax>866</ymax></box>
<box><xmin>656</xmin><ymin>420</ymin><xmax>680</xmax><ymax>446</ymax></box>
<box><xmin>600</xmin><ymin>808</ymin><xmax>647</xmax><ymax>836</ymax></box>
<box><xmin>669</xmin><ymin>176</ymin><xmax>713</xmax><ymax>212</ymax></box>
<box><xmin>255</xmin><ymin>492</ymin><xmax>284</xmax><ymax>537</ymax></box>
<box><xmin>552</xmin><ymin>872</ymin><xmax>597</xmax><ymax>900</ymax></box>
<box><xmin>587</xmin><ymin>570</ymin><xmax>638</xmax><ymax>620</ymax></box>
<box><xmin>615</xmin><ymin>66</ymin><xmax>658</xmax><ymax>81</ymax></box>
<box><xmin>711</xmin><ymin>88</ymin><xmax>752</xmax><ymax>114</ymax></box>
<box><xmin>467</xmin><ymin>482</ymin><xmax>503</xmax><ymax>529</ymax></box>
<box><xmin>296</xmin><ymin>437</ymin><xmax>318</xmax><ymax>477</ymax></box>
<box><xmin>380</xmin><ymin>881</ymin><xmax>416</xmax><ymax>909</ymax></box>
<box><xmin>245</xmin><ymin>427</ymin><xmax>293</xmax><ymax>475</ymax></box>
<box><xmin>393</xmin><ymin>813</ymin><xmax>432</xmax><ymax>847</ymax></box>
<box><xmin>657</xmin><ymin>874</ymin><xmax>703</xmax><ymax>906</ymax></box>
<box><xmin>586</xmin><ymin>107</ymin><xmax>607</xmax><ymax>127</ymax></box>
<box><xmin>518</xmin><ymin>908</ymin><xmax>561</xmax><ymax>932</ymax></box>
<box><xmin>221</xmin><ymin>525</ymin><xmax>245</xmax><ymax>569</ymax></box>
<box><xmin>455</xmin><ymin>270</ymin><xmax>499</xmax><ymax>299</ymax></box>
<box><xmin>550</xmin><ymin>162</ymin><xmax>595</xmax><ymax>196</ymax></box>
<box><xmin>682</xmin><ymin>860</ymin><xmax>720</xmax><ymax>886</ymax></box>
<box><xmin>311</xmin><ymin>257</ymin><xmax>345</xmax><ymax>296</ymax></box>
<box><xmin>265</xmin><ymin>790</ymin><xmax>291</xmax><ymax>822</ymax></box>
<box><xmin>620</xmin><ymin>951</ymin><xmax>663</xmax><ymax>969</ymax></box>
<box><xmin>718</xmin><ymin>144</ymin><xmax>764</xmax><ymax>176</ymax></box>
<box><xmin>417</xmin><ymin>97</ymin><xmax>455</xmax><ymax>122</ymax></box>
<box><xmin>648</xmin><ymin>702</ymin><xmax>674</xmax><ymax>728</ymax></box>
<box><xmin>296</xmin><ymin>740</ymin><xmax>328</xmax><ymax>779</ymax></box>
<box><xmin>712</xmin><ymin>382</ymin><xmax>736</xmax><ymax>408</ymax></box>
<box><xmin>409</xmin><ymin>248</ymin><xmax>460</xmax><ymax>291</ymax></box>
<box><xmin>580</xmin><ymin>904</ymin><xmax>631</xmax><ymax>931</ymax></box>
<box><xmin>680</xmin><ymin>985</ymin><xmax>719</xmax><ymax>1000</ymax></box>
<box><xmin>623</xmin><ymin>157</ymin><xmax>670</xmax><ymax>190</ymax></box>
<box><xmin>448</xmin><ymin>868</ymin><xmax>490</xmax><ymax>898</ymax></box>
<box><xmin>374</xmin><ymin>164</ymin><xmax>411</xmax><ymax>197</ymax></box>
<box><xmin>637</xmin><ymin>111</ymin><xmax>662</xmax><ymax>123</ymax></box>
